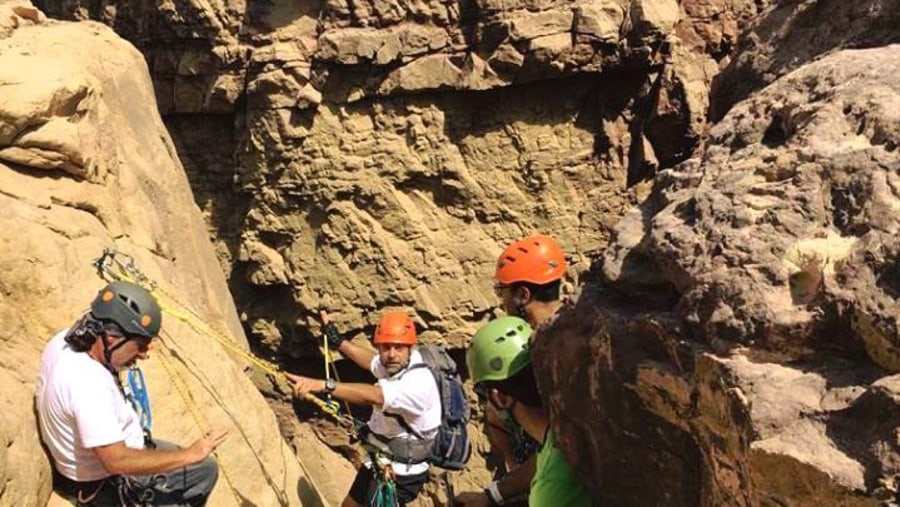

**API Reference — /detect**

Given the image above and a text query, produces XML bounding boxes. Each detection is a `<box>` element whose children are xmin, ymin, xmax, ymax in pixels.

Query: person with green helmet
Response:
<box><xmin>461</xmin><ymin>317</ymin><xmax>591</xmax><ymax>507</ymax></box>
<box><xmin>36</xmin><ymin>280</ymin><xmax>228</xmax><ymax>506</ymax></box>
<box><xmin>456</xmin><ymin>235</ymin><xmax>570</xmax><ymax>507</ymax></box>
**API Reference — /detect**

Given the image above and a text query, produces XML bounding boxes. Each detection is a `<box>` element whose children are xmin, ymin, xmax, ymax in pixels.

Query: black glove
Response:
<box><xmin>323</xmin><ymin>321</ymin><xmax>346</xmax><ymax>349</ymax></box>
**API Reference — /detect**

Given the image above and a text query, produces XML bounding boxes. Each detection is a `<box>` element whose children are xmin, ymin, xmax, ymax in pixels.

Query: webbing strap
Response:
<box><xmin>126</xmin><ymin>366</ymin><xmax>152</xmax><ymax>435</ymax></box>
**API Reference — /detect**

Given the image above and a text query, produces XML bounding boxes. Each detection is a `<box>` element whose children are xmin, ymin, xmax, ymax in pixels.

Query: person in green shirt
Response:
<box><xmin>464</xmin><ymin>316</ymin><xmax>592</xmax><ymax>507</ymax></box>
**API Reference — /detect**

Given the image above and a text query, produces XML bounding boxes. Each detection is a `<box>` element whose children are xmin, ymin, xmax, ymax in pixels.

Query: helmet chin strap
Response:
<box><xmin>490</xmin><ymin>397</ymin><xmax>519</xmax><ymax>428</ymax></box>
<box><xmin>100</xmin><ymin>331</ymin><xmax>132</xmax><ymax>373</ymax></box>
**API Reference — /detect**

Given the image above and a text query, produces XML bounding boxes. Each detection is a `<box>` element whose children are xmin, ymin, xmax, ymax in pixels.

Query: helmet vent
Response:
<box><xmin>119</xmin><ymin>294</ymin><xmax>140</xmax><ymax>313</ymax></box>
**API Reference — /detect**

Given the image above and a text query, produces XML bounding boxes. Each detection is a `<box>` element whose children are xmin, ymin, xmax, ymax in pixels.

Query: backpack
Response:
<box><xmin>377</xmin><ymin>344</ymin><xmax>472</xmax><ymax>470</ymax></box>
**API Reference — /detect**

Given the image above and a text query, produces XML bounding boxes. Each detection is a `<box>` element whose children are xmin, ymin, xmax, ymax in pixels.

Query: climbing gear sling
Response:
<box><xmin>125</xmin><ymin>365</ymin><xmax>153</xmax><ymax>444</ymax></box>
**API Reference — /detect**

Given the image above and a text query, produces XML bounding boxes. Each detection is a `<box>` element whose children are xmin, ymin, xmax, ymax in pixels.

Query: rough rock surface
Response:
<box><xmin>710</xmin><ymin>0</ymin><xmax>900</xmax><ymax>120</ymax></box>
<box><xmin>30</xmin><ymin>0</ymin><xmax>900</xmax><ymax>506</ymax></box>
<box><xmin>0</xmin><ymin>5</ymin><xmax>317</xmax><ymax>505</ymax></box>
<box><xmin>31</xmin><ymin>0</ymin><xmax>764</xmax><ymax>357</ymax></box>
<box><xmin>533</xmin><ymin>44</ymin><xmax>900</xmax><ymax>505</ymax></box>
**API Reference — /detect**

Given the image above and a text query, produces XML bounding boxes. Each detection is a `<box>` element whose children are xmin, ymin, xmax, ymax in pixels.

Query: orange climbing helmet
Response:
<box><xmin>373</xmin><ymin>311</ymin><xmax>417</xmax><ymax>345</ymax></box>
<box><xmin>494</xmin><ymin>234</ymin><xmax>567</xmax><ymax>286</ymax></box>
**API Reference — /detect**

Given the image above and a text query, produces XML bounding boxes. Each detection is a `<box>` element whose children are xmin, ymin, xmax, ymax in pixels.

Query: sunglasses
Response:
<box><xmin>106</xmin><ymin>331</ymin><xmax>153</xmax><ymax>350</ymax></box>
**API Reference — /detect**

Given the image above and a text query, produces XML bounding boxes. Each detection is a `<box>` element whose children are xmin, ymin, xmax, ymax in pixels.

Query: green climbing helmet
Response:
<box><xmin>467</xmin><ymin>316</ymin><xmax>532</xmax><ymax>385</ymax></box>
<box><xmin>90</xmin><ymin>281</ymin><xmax>162</xmax><ymax>339</ymax></box>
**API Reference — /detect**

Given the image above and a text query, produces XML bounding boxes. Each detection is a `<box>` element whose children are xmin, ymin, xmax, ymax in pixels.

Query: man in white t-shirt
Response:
<box><xmin>288</xmin><ymin>310</ymin><xmax>441</xmax><ymax>507</ymax></box>
<box><xmin>36</xmin><ymin>281</ymin><xmax>228</xmax><ymax>506</ymax></box>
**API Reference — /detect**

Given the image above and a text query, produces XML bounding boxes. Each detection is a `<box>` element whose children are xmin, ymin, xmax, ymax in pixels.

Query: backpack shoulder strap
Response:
<box><xmin>399</xmin><ymin>362</ymin><xmax>429</xmax><ymax>375</ymax></box>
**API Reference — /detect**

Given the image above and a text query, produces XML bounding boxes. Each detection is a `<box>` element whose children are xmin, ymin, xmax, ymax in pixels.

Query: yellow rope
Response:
<box><xmin>94</xmin><ymin>249</ymin><xmax>353</xmax><ymax>427</ymax></box>
<box><xmin>92</xmin><ymin>249</ymin><xmax>344</xmax><ymax>506</ymax></box>
<box><xmin>322</xmin><ymin>332</ymin><xmax>354</xmax><ymax>420</ymax></box>
<box><xmin>154</xmin><ymin>338</ymin><xmax>244</xmax><ymax>504</ymax></box>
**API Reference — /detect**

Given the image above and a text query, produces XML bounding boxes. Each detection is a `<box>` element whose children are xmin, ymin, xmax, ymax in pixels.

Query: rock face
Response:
<box><xmin>0</xmin><ymin>4</ymin><xmax>317</xmax><ymax>505</ymax></box>
<box><xmin>710</xmin><ymin>0</ymin><xmax>900</xmax><ymax>120</ymax></box>
<box><xmin>31</xmin><ymin>0</ymin><xmax>762</xmax><ymax>357</ymax></box>
<box><xmin>24</xmin><ymin>0</ymin><xmax>900</xmax><ymax>506</ymax></box>
<box><xmin>533</xmin><ymin>42</ymin><xmax>900</xmax><ymax>505</ymax></box>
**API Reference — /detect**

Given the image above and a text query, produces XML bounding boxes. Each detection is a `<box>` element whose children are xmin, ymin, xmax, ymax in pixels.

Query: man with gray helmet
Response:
<box><xmin>36</xmin><ymin>281</ymin><xmax>228</xmax><ymax>506</ymax></box>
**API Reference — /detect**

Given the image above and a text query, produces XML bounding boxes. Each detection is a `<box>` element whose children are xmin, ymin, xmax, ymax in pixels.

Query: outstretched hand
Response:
<box><xmin>186</xmin><ymin>429</ymin><xmax>229</xmax><ymax>464</ymax></box>
<box><xmin>285</xmin><ymin>372</ymin><xmax>325</xmax><ymax>399</ymax></box>
<box><xmin>319</xmin><ymin>310</ymin><xmax>331</xmax><ymax>325</ymax></box>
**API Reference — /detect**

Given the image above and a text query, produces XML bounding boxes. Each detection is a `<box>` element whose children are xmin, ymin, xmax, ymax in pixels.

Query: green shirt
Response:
<box><xmin>530</xmin><ymin>428</ymin><xmax>593</xmax><ymax>507</ymax></box>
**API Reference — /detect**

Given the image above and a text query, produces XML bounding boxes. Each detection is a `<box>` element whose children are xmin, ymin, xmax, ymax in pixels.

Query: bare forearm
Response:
<box><xmin>337</xmin><ymin>340</ymin><xmax>376</xmax><ymax>371</ymax></box>
<box><xmin>498</xmin><ymin>454</ymin><xmax>537</xmax><ymax>498</ymax></box>
<box><xmin>95</xmin><ymin>444</ymin><xmax>193</xmax><ymax>476</ymax></box>
<box><xmin>332</xmin><ymin>382</ymin><xmax>384</xmax><ymax>407</ymax></box>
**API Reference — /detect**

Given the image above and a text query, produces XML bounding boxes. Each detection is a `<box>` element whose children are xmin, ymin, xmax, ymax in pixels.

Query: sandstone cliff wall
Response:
<box><xmin>33</xmin><ymin>0</ymin><xmax>761</xmax><ymax>355</ymax></box>
<box><xmin>0</xmin><ymin>4</ymin><xmax>317</xmax><ymax>505</ymax></box>
<box><xmin>18</xmin><ymin>0</ymin><xmax>900</xmax><ymax>505</ymax></box>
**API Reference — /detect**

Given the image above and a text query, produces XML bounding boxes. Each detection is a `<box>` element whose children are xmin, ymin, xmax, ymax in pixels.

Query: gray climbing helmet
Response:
<box><xmin>90</xmin><ymin>281</ymin><xmax>162</xmax><ymax>338</ymax></box>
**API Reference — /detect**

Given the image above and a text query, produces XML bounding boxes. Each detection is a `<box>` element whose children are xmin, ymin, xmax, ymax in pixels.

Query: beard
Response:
<box><xmin>384</xmin><ymin>361</ymin><xmax>408</xmax><ymax>376</ymax></box>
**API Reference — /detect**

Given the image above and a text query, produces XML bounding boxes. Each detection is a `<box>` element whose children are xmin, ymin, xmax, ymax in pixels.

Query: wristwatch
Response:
<box><xmin>324</xmin><ymin>377</ymin><xmax>338</xmax><ymax>393</ymax></box>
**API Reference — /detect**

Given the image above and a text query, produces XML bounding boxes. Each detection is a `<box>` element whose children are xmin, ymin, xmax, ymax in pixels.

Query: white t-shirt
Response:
<box><xmin>36</xmin><ymin>329</ymin><xmax>145</xmax><ymax>481</ymax></box>
<box><xmin>368</xmin><ymin>349</ymin><xmax>441</xmax><ymax>476</ymax></box>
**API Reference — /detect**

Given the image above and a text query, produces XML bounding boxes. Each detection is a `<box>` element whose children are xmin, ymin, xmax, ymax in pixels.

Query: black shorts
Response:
<box><xmin>347</xmin><ymin>465</ymin><xmax>429</xmax><ymax>506</ymax></box>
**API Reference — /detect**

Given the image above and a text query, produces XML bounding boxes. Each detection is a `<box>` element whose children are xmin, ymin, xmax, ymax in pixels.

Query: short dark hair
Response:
<box><xmin>514</xmin><ymin>280</ymin><xmax>561</xmax><ymax>303</ymax></box>
<box><xmin>480</xmin><ymin>363</ymin><xmax>543</xmax><ymax>409</ymax></box>
<box><xmin>64</xmin><ymin>313</ymin><xmax>126</xmax><ymax>352</ymax></box>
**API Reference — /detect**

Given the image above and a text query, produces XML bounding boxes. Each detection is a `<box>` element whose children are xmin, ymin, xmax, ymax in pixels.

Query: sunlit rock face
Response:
<box><xmin>0</xmin><ymin>5</ymin><xmax>314</xmax><ymax>505</ymax></box>
<box><xmin>34</xmin><ymin>0</ymin><xmax>758</xmax><ymax>356</ymax></box>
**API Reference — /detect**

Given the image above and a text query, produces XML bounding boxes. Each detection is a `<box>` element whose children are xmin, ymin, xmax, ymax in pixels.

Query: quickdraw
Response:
<box><xmin>125</xmin><ymin>366</ymin><xmax>152</xmax><ymax>438</ymax></box>
<box><xmin>369</xmin><ymin>458</ymin><xmax>399</xmax><ymax>507</ymax></box>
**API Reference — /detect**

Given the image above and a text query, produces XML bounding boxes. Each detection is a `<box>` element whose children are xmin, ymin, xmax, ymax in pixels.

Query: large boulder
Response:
<box><xmin>533</xmin><ymin>44</ymin><xmax>900</xmax><ymax>505</ymax></box>
<box><xmin>0</xmin><ymin>4</ymin><xmax>319</xmax><ymax>505</ymax></box>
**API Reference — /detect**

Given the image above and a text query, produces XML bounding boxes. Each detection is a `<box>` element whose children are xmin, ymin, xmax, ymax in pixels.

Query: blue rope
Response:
<box><xmin>126</xmin><ymin>366</ymin><xmax>152</xmax><ymax>434</ymax></box>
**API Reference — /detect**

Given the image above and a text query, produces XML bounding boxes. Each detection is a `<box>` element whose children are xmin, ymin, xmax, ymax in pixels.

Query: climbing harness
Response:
<box><xmin>91</xmin><ymin>248</ymin><xmax>461</xmax><ymax>507</ymax></box>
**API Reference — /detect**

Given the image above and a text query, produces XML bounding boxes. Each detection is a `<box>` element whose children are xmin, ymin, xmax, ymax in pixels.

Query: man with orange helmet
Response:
<box><xmin>493</xmin><ymin>234</ymin><xmax>567</xmax><ymax>332</ymax></box>
<box><xmin>456</xmin><ymin>234</ymin><xmax>568</xmax><ymax>507</ymax></box>
<box><xmin>288</xmin><ymin>310</ymin><xmax>441</xmax><ymax>507</ymax></box>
